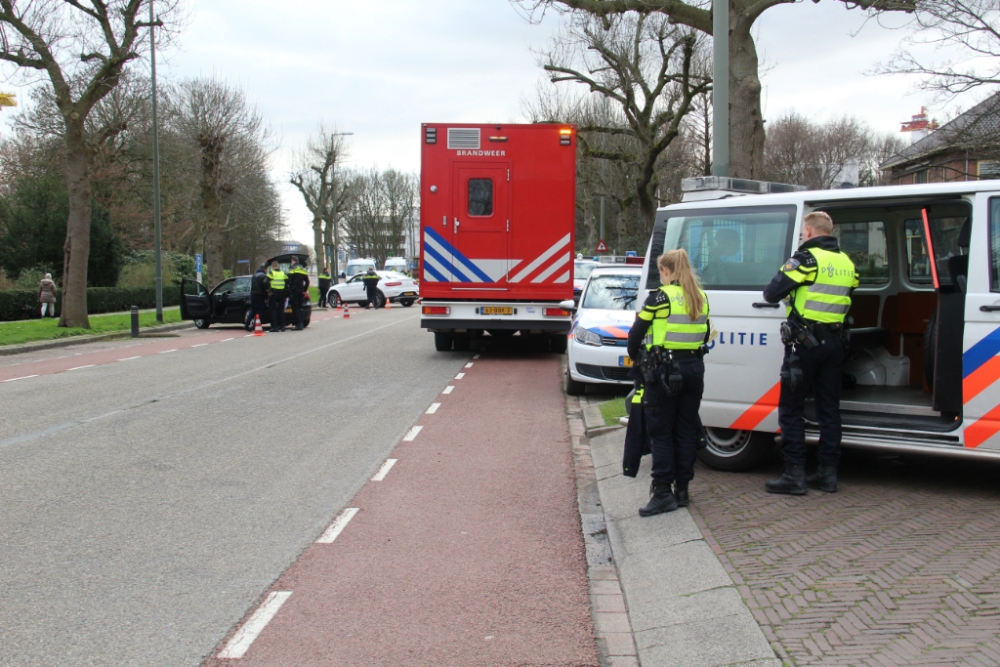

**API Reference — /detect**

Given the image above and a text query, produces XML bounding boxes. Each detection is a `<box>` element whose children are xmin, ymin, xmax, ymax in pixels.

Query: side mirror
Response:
<box><xmin>559</xmin><ymin>299</ymin><xmax>576</xmax><ymax>312</ymax></box>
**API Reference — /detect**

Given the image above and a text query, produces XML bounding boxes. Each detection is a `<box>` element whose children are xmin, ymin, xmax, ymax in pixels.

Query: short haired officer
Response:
<box><xmin>362</xmin><ymin>268</ymin><xmax>381</xmax><ymax>309</ymax></box>
<box><xmin>286</xmin><ymin>257</ymin><xmax>310</xmax><ymax>331</ymax></box>
<box><xmin>762</xmin><ymin>211</ymin><xmax>858</xmax><ymax>495</ymax></box>
<box><xmin>266</xmin><ymin>260</ymin><xmax>288</xmax><ymax>332</ymax></box>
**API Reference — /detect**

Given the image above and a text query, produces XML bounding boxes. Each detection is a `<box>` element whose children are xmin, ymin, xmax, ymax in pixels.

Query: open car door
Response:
<box><xmin>180</xmin><ymin>278</ymin><xmax>212</xmax><ymax>321</ymax></box>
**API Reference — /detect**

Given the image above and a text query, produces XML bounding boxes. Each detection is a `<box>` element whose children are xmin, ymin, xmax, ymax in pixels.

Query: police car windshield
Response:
<box><xmin>582</xmin><ymin>273</ymin><xmax>640</xmax><ymax>310</ymax></box>
<box><xmin>574</xmin><ymin>261</ymin><xmax>598</xmax><ymax>281</ymax></box>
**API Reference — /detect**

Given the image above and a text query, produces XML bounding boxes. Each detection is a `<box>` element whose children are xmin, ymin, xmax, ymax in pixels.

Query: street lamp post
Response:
<box><xmin>150</xmin><ymin>0</ymin><xmax>164</xmax><ymax>322</ymax></box>
<box><xmin>712</xmin><ymin>0</ymin><xmax>730</xmax><ymax>178</ymax></box>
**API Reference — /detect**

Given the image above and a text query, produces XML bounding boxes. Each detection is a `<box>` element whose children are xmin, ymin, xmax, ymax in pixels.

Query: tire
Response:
<box><xmin>550</xmin><ymin>334</ymin><xmax>567</xmax><ymax>354</ymax></box>
<box><xmin>400</xmin><ymin>299</ymin><xmax>415</xmax><ymax>307</ymax></box>
<box><xmin>243</xmin><ymin>308</ymin><xmax>254</xmax><ymax>331</ymax></box>
<box><xmin>923</xmin><ymin>308</ymin><xmax>937</xmax><ymax>389</ymax></box>
<box><xmin>434</xmin><ymin>332</ymin><xmax>453</xmax><ymax>351</ymax></box>
<box><xmin>375</xmin><ymin>291</ymin><xmax>387</xmax><ymax>309</ymax></box>
<box><xmin>303</xmin><ymin>318</ymin><xmax>311</xmax><ymax>328</ymax></box>
<box><xmin>330</xmin><ymin>291</ymin><xmax>342</xmax><ymax>308</ymax></box>
<box><xmin>453</xmin><ymin>334</ymin><xmax>471</xmax><ymax>351</ymax></box>
<box><xmin>565</xmin><ymin>370</ymin><xmax>586</xmax><ymax>396</ymax></box>
<box><xmin>697</xmin><ymin>428</ymin><xmax>774</xmax><ymax>472</ymax></box>
<box><xmin>194</xmin><ymin>318</ymin><xmax>210</xmax><ymax>329</ymax></box>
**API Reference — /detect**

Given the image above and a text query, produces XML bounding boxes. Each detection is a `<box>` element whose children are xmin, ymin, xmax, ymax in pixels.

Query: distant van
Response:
<box><xmin>384</xmin><ymin>257</ymin><xmax>409</xmax><ymax>273</ymax></box>
<box><xmin>344</xmin><ymin>258</ymin><xmax>376</xmax><ymax>279</ymax></box>
<box><xmin>640</xmin><ymin>176</ymin><xmax>1000</xmax><ymax>470</ymax></box>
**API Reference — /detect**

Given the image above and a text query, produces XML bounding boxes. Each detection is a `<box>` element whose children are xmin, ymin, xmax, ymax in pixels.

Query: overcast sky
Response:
<box><xmin>0</xmin><ymin>0</ymin><xmax>983</xmax><ymax>246</ymax></box>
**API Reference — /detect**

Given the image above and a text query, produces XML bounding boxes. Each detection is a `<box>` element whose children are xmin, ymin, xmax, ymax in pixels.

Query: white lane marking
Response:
<box><xmin>455</xmin><ymin>372</ymin><xmax>465</xmax><ymax>380</ymax></box>
<box><xmin>220</xmin><ymin>337</ymin><xmax>235</xmax><ymax>342</ymax></box>
<box><xmin>159</xmin><ymin>349</ymin><xmax>177</xmax><ymax>354</ymax></box>
<box><xmin>118</xmin><ymin>356</ymin><xmax>140</xmax><ymax>362</ymax></box>
<box><xmin>192</xmin><ymin>344</ymin><xmax>208</xmax><ymax>348</ymax></box>
<box><xmin>464</xmin><ymin>362</ymin><xmax>474</xmax><ymax>368</ymax></box>
<box><xmin>443</xmin><ymin>386</ymin><xmax>455</xmax><ymax>394</ymax></box>
<box><xmin>2</xmin><ymin>375</ymin><xmax>39</xmax><ymax>383</ymax></box>
<box><xmin>426</xmin><ymin>403</ymin><xmax>441</xmax><ymax>414</ymax></box>
<box><xmin>66</xmin><ymin>365</ymin><xmax>95</xmax><ymax>371</ymax></box>
<box><xmin>473</xmin><ymin>354</ymin><xmax>480</xmax><ymax>359</ymax></box>
<box><xmin>217</xmin><ymin>591</ymin><xmax>292</xmax><ymax>659</ymax></box>
<box><xmin>404</xmin><ymin>425</ymin><xmax>423</xmax><ymax>441</ymax></box>
<box><xmin>371</xmin><ymin>458</ymin><xmax>397</xmax><ymax>481</ymax></box>
<box><xmin>316</xmin><ymin>508</ymin><xmax>359</xmax><ymax>544</ymax></box>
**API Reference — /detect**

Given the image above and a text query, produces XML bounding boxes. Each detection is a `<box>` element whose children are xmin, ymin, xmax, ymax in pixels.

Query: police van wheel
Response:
<box><xmin>194</xmin><ymin>318</ymin><xmax>210</xmax><ymax>330</ymax></box>
<box><xmin>697</xmin><ymin>428</ymin><xmax>773</xmax><ymax>472</ymax></box>
<box><xmin>565</xmin><ymin>371</ymin><xmax>586</xmax><ymax>396</ymax></box>
<box><xmin>434</xmin><ymin>333</ymin><xmax>453</xmax><ymax>351</ymax></box>
<box><xmin>550</xmin><ymin>334</ymin><xmax>567</xmax><ymax>354</ymax></box>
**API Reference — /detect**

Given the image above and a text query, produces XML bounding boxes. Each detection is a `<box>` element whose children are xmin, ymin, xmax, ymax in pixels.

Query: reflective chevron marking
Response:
<box><xmin>510</xmin><ymin>234</ymin><xmax>571</xmax><ymax>283</ymax></box>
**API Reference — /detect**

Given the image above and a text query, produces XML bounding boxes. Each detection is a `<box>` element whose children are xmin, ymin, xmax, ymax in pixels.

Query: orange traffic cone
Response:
<box><xmin>252</xmin><ymin>314</ymin><xmax>265</xmax><ymax>336</ymax></box>
<box><xmin>385</xmin><ymin>298</ymin><xmax>391</xmax><ymax>310</ymax></box>
<box><xmin>343</xmin><ymin>306</ymin><xmax>350</xmax><ymax>319</ymax></box>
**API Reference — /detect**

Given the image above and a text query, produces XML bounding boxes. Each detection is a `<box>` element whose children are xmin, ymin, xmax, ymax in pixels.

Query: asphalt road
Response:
<box><xmin>0</xmin><ymin>307</ymin><xmax>471</xmax><ymax>667</ymax></box>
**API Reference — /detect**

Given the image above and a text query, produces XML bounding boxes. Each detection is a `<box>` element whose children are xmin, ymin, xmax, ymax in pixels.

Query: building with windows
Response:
<box><xmin>881</xmin><ymin>95</ymin><xmax>1000</xmax><ymax>185</ymax></box>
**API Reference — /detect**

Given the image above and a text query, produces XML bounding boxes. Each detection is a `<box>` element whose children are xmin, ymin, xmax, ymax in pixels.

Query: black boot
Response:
<box><xmin>806</xmin><ymin>465</ymin><xmax>838</xmax><ymax>493</ymax></box>
<box><xmin>674</xmin><ymin>480</ymin><xmax>690</xmax><ymax>507</ymax></box>
<box><xmin>764</xmin><ymin>463</ymin><xmax>807</xmax><ymax>495</ymax></box>
<box><xmin>639</xmin><ymin>480</ymin><xmax>678</xmax><ymax>517</ymax></box>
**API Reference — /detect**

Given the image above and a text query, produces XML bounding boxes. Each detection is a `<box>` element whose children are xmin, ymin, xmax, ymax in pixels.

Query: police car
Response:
<box><xmin>639</xmin><ymin>175</ymin><xmax>1000</xmax><ymax>471</ymax></box>
<box><xmin>564</xmin><ymin>265</ymin><xmax>642</xmax><ymax>395</ymax></box>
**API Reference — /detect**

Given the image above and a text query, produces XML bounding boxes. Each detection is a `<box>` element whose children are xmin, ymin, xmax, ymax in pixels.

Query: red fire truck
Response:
<box><xmin>419</xmin><ymin>123</ymin><xmax>577</xmax><ymax>352</ymax></box>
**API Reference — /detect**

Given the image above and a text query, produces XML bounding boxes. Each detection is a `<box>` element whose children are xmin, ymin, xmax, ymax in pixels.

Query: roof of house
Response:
<box><xmin>881</xmin><ymin>92</ymin><xmax>1000</xmax><ymax>171</ymax></box>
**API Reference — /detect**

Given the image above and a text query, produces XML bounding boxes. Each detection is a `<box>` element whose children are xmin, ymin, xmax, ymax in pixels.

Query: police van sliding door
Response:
<box><xmin>445</xmin><ymin>163</ymin><xmax>510</xmax><ymax>286</ymax></box>
<box><xmin>650</xmin><ymin>205</ymin><xmax>798</xmax><ymax>433</ymax></box>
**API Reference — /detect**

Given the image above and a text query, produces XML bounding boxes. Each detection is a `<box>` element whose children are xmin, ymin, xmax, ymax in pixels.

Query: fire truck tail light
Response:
<box><xmin>559</xmin><ymin>128</ymin><xmax>573</xmax><ymax>146</ymax></box>
<box><xmin>423</xmin><ymin>306</ymin><xmax>450</xmax><ymax>315</ymax></box>
<box><xmin>424</xmin><ymin>126</ymin><xmax>437</xmax><ymax>144</ymax></box>
<box><xmin>544</xmin><ymin>308</ymin><xmax>571</xmax><ymax>317</ymax></box>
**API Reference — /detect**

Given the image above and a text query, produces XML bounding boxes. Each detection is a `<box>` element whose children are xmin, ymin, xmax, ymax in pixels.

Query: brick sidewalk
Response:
<box><xmin>689</xmin><ymin>450</ymin><xmax>1000</xmax><ymax>667</ymax></box>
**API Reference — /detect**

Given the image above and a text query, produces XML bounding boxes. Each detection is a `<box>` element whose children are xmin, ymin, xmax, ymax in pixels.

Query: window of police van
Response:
<box><xmin>651</xmin><ymin>205</ymin><xmax>797</xmax><ymax>290</ymax></box>
<box><xmin>832</xmin><ymin>222</ymin><xmax>889</xmax><ymax>286</ymax></box>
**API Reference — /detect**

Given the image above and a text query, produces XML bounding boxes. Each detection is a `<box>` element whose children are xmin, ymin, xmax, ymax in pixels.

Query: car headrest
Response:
<box><xmin>958</xmin><ymin>217</ymin><xmax>971</xmax><ymax>249</ymax></box>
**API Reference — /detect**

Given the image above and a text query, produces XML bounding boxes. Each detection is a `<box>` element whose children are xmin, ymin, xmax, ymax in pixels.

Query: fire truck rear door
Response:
<box><xmin>451</xmin><ymin>162</ymin><xmax>510</xmax><ymax>284</ymax></box>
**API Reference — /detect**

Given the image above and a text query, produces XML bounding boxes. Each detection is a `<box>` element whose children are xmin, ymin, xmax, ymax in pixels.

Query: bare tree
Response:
<box><xmin>290</xmin><ymin>126</ymin><xmax>349</xmax><ymax>275</ymax></box>
<box><xmin>539</xmin><ymin>11</ymin><xmax>709</xmax><ymax>226</ymax></box>
<box><xmin>342</xmin><ymin>168</ymin><xmax>417</xmax><ymax>268</ymax></box>
<box><xmin>171</xmin><ymin>78</ymin><xmax>267</xmax><ymax>286</ymax></box>
<box><xmin>0</xmin><ymin>0</ymin><xmax>179</xmax><ymax>327</ymax></box>
<box><xmin>518</xmin><ymin>0</ymin><xmax>916</xmax><ymax>180</ymax></box>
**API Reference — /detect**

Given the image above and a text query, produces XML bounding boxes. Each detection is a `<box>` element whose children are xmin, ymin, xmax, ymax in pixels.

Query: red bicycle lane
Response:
<box><xmin>203</xmin><ymin>353</ymin><xmax>598</xmax><ymax>667</ymax></box>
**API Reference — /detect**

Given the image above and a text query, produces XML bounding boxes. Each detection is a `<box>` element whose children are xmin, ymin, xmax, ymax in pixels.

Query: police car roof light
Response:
<box><xmin>681</xmin><ymin>176</ymin><xmax>805</xmax><ymax>195</ymax></box>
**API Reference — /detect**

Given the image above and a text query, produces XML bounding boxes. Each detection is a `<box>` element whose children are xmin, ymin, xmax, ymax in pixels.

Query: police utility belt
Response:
<box><xmin>779</xmin><ymin>317</ymin><xmax>845</xmax><ymax>350</ymax></box>
<box><xmin>638</xmin><ymin>345</ymin><xmax>705</xmax><ymax>398</ymax></box>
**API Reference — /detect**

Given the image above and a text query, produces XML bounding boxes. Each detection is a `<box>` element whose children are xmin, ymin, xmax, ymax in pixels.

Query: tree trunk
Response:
<box><xmin>312</xmin><ymin>213</ymin><xmax>324</xmax><ymax>273</ymax></box>
<box><xmin>59</xmin><ymin>123</ymin><xmax>92</xmax><ymax>329</ymax></box>
<box><xmin>729</xmin><ymin>21</ymin><xmax>765</xmax><ymax>179</ymax></box>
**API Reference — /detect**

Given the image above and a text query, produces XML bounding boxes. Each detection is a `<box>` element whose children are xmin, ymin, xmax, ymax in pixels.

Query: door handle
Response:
<box><xmin>980</xmin><ymin>305</ymin><xmax>1000</xmax><ymax>312</ymax></box>
<box><xmin>454</xmin><ymin>218</ymin><xmax>460</xmax><ymax>232</ymax></box>
<box><xmin>752</xmin><ymin>302</ymin><xmax>781</xmax><ymax>309</ymax></box>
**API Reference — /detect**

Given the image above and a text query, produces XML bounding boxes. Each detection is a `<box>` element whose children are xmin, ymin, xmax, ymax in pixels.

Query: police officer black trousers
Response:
<box><xmin>289</xmin><ymin>292</ymin><xmax>304</xmax><ymax>330</ymax></box>
<box><xmin>643</xmin><ymin>356</ymin><xmax>705</xmax><ymax>511</ymax></box>
<box><xmin>268</xmin><ymin>293</ymin><xmax>286</xmax><ymax>331</ymax></box>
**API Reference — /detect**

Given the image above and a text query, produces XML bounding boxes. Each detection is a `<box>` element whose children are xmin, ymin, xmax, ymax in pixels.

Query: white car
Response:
<box><xmin>565</xmin><ymin>266</ymin><xmax>642</xmax><ymax>395</ymax></box>
<box><xmin>573</xmin><ymin>259</ymin><xmax>599</xmax><ymax>300</ymax></box>
<box><xmin>327</xmin><ymin>271</ymin><xmax>420</xmax><ymax>308</ymax></box>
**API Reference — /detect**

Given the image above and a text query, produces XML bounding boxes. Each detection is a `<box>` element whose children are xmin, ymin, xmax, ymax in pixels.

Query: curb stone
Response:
<box><xmin>0</xmin><ymin>321</ymin><xmax>195</xmax><ymax>356</ymax></box>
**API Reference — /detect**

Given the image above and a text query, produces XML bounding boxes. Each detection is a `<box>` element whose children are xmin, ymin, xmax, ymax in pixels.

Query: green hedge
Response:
<box><xmin>0</xmin><ymin>286</ymin><xmax>181</xmax><ymax>321</ymax></box>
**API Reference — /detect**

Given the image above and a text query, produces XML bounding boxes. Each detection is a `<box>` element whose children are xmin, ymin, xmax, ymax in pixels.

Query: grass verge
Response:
<box><xmin>0</xmin><ymin>307</ymin><xmax>183</xmax><ymax>347</ymax></box>
<box><xmin>599</xmin><ymin>397</ymin><xmax>628</xmax><ymax>425</ymax></box>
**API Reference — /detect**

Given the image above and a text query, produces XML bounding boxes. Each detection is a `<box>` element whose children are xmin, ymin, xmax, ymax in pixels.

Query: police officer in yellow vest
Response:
<box><xmin>266</xmin><ymin>260</ymin><xmax>288</xmax><ymax>333</ymax></box>
<box><xmin>627</xmin><ymin>249</ymin><xmax>710</xmax><ymax>517</ymax></box>
<box><xmin>763</xmin><ymin>211</ymin><xmax>859</xmax><ymax>495</ymax></box>
<box><xmin>287</xmin><ymin>257</ymin><xmax>310</xmax><ymax>331</ymax></box>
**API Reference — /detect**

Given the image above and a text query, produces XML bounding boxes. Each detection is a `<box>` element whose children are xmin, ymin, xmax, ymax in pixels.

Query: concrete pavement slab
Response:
<box><xmin>589</xmin><ymin>429</ymin><xmax>781</xmax><ymax>667</ymax></box>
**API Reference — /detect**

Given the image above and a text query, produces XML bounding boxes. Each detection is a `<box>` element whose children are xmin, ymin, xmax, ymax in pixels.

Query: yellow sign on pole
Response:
<box><xmin>0</xmin><ymin>92</ymin><xmax>17</xmax><ymax>109</ymax></box>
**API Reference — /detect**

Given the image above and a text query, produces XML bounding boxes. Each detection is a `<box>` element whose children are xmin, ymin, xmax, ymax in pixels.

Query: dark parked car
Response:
<box><xmin>180</xmin><ymin>275</ymin><xmax>311</xmax><ymax>330</ymax></box>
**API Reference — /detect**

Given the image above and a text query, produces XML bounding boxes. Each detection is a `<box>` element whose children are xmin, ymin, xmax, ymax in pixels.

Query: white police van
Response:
<box><xmin>639</xmin><ymin>176</ymin><xmax>1000</xmax><ymax>471</ymax></box>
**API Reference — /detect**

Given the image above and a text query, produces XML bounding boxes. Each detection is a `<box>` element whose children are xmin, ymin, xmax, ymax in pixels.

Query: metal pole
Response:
<box><xmin>150</xmin><ymin>0</ymin><xmax>163</xmax><ymax>322</ymax></box>
<box><xmin>600</xmin><ymin>196</ymin><xmax>605</xmax><ymax>247</ymax></box>
<box><xmin>712</xmin><ymin>0</ymin><xmax>730</xmax><ymax>178</ymax></box>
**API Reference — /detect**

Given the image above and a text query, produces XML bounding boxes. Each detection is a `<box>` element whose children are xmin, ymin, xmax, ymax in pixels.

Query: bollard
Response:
<box><xmin>130</xmin><ymin>305</ymin><xmax>139</xmax><ymax>338</ymax></box>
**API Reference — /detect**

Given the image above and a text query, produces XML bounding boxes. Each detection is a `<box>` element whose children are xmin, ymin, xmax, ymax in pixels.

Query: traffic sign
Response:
<box><xmin>596</xmin><ymin>239</ymin><xmax>608</xmax><ymax>252</ymax></box>
<box><xmin>626</xmin><ymin>250</ymin><xmax>637</xmax><ymax>257</ymax></box>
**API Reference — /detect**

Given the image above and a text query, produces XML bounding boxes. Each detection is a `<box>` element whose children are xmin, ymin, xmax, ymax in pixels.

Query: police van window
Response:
<box><xmin>990</xmin><ymin>197</ymin><xmax>1000</xmax><ymax>291</ymax></box>
<box><xmin>582</xmin><ymin>273</ymin><xmax>640</xmax><ymax>310</ymax></box>
<box><xmin>468</xmin><ymin>179</ymin><xmax>493</xmax><ymax>216</ymax></box>
<box><xmin>904</xmin><ymin>219</ymin><xmax>932</xmax><ymax>284</ymax></box>
<box><xmin>903</xmin><ymin>206</ymin><xmax>970</xmax><ymax>287</ymax></box>
<box><xmin>655</xmin><ymin>206</ymin><xmax>796</xmax><ymax>290</ymax></box>
<box><xmin>832</xmin><ymin>222</ymin><xmax>888</xmax><ymax>285</ymax></box>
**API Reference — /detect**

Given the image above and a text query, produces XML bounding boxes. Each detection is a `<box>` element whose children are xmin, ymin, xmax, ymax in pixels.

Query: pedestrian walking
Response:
<box><xmin>37</xmin><ymin>273</ymin><xmax>57</xmax><ymax>318</ymax></box>
<box><xmin>250</xmin><ymin>264</ymin><xmax>268</xmax><ymax>330</ymax></box>
<box><xmin>626</xmin><ymin>249</ymin><xmax>710</xmax><ymax>517</ymax></box>
<box><xmin>266</xmin><ymin>260</ymin><xmax>288</xmax><ymax>332</ymax></box>
<box><xmin>317</xmin><ymin>267</ymin><xmax>331</xmax><ymax>308</ymax></box>
<box><xmin>362</xmin><ymin>268</ymin><xmax>381</xmax><ymax>309</ymax></box>
<box><xmin>762</xmin><ymin>211</ymin><xmax>858</xmax><ymax>495</ymax></box>
<box><xmin>287</xmin><ymin>257</ymin><xmax>310</xmax><ymax>331</ymax></box>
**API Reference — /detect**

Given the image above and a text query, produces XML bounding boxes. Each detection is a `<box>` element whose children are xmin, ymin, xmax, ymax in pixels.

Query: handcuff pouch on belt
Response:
<box><xmin>638</xmin><ymin>346</ymin><xmax>684</xmax><ymax>398</ymax></box>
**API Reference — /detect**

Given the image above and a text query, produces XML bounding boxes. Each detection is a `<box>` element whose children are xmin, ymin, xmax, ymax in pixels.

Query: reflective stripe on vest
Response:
<box><xmin>647</xmin><ymin>284</ymin><xmax>710</xmax><ymax>351</ymax></box>
<box><xmin>268</xmin><ymin>270</ymin><xmax>286</xmax><ymax>290</ymax></box>
<box><xmin>791</xmin><ymin>248</ymin><xmax>857</xmax><ymax>324</ymax></box>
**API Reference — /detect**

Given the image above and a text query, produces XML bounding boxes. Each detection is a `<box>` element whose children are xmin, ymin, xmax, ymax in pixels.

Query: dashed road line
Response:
<box><xmin>118</xmin><ymin>356</ymin><xmax>140</xmax><ymax>362</ymax></box>
<box><xmin>192</xmin><ymin>344</ymin><xmax>208</xmax><ymax>348</ymax></box>
<box><xmin>159</xmin><ymin>349</ymin><xmax>177</xmax><ymax>354</ymax></box>
<box><xmin>316</xmin><ymin>508</ymin><xmax>360</xmax><ymax>544</ymax></box>
<box><xmin>217</xmin><ymin>591</ymin><xmax>292</xmax><ymax>659</ymax></box>
<box><xmin>473</xmin><ymin>354</ymin><xmax>481</xmax><ymax>359</ymax></box>
<box><xmin>220</xmin><ymin>337</ymin><xmax>235</xmax><ymax>342</ymax></box>
<box><xmin>66</xmin><ymin>365</ymin><xmax>95</xmax><ymax>371</ymax></box>
<box><xmin>443</xmin><ymin>386</ymin><xmax>455</xmax><ymax>394</ymax></box>
<box><xmin>465</xmin><ymin>362</ymin><xmax>474</xmax><ymax>368</ymax></box>
<box><xmin>426</xmin><ymin>403</ymin><xmax>441</xmax><ymax>414</ymax></box>
<box><xmin>404</xmin><ymin>426</ymin><xmax>423</xmax><ymax>441</ymax></box>
<box><xmin>2</xmin><ymin>374</ymin><xmax>38</xmax><ymax>383</ymax></box>
<box><xmin>371</xmin><ymin>459</ymin><xmax>397</xmax><ymax>481</ymax></box>
<box><xmin>455</xmin><ymin>372</ymin><xmax>465</xmax><ymax>380</ymax></box>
